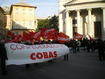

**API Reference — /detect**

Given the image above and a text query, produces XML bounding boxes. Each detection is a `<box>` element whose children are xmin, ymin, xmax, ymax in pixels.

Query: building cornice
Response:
<box><xmin>10</xmin><ymin>2</ymin><xmax>37</xmax><ymax>14</ymax></box>
<box><xmin>11</xmin><ymin>5</ymin><xmax>37</xmax><ymax>8</ymax></box>
<box><xmin>64</xmin><ymin>1</ymin><xmax>105</xmax><ymax>6</ymax></box>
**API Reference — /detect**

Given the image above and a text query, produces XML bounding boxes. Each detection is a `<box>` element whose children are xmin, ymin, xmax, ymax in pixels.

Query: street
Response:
<box><xmin>0</xmin><ymin>50</ymin><xmax>105</xmax><ymax>79</ymax></box>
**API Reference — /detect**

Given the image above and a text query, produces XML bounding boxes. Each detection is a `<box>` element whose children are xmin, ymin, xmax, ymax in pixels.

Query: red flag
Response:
<box><xmin>40</xmin><ymin>28</ymin><xmax>49</xmax><ymax>38</ymax></box>
<box><xmin>57</xmin><ymin>32</ymin><xmax>70</xmax><ymax>44</ymax></box>
<box><xmin>33</xmin><ymin>31</ymin><xmax>42</xmax><ymax>41</ymax></box>
<box><xmin>88</xmin><ymin>35</ymin><xmax>94</xmax><ymax>40</ymax></box>
<box><xmin>28</xmin><ymin>31</ymin><xmax>36</xmax><ymax>42</ymax></box>
<box><xmin>42</xmin><ymin>28</ymin><xmax>58</xmax><ymax>40</ymax></box>
<box><xmin>22</xmin><ymin>32</ymin><xmax>30</xmax><ymax>41</ymax></box>
<box><xmin>7</xmin><ymin>31</ymin><xmax>15</xmax><ymax>38</ymax></box>
<box><xmin>74</xmin><ymin>32</ymin><xmax>83</xmax><ymax>40</ymax></box>
<box><xmin>8</xmin><ymin>34</ymin><xmax>22</xmax><ymax>43</ymax></box>
<box><xmin>29</xmin><ymin>32</ymin><xmax>36</xmax><ymax>36</ymax></box>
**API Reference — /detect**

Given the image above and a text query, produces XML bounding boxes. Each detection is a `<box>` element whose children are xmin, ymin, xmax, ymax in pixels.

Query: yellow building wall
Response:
<box><xmin>0</xmin><ymin>8</ymin><xmax>7</xmax><ymax>34</ymax></box>
<box><xmin>6</xmin><ymin>14</ymin><xmax>11</xmax><ymax>30</ymax></box>
<box><xmin>11</xmin><ymin>6</ymin><xmax>36</xmax><ymax>30</ymax></box>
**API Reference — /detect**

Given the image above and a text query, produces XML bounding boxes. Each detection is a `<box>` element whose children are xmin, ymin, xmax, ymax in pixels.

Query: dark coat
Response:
<box><xmin>0</xmin><ymin>43</ymin><xmax>8</xmax><ymax>60</ymax></box>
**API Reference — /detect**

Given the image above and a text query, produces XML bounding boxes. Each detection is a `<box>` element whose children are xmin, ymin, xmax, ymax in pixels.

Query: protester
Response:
<box><xmin>0</xmin><ymin>39</ymin><xmax>8</xmax><ymax>75</ymax></box>
<box><xmin>71</xmin><ymin>40</ymin><xmax>77</xmax><ymax>53</ymax></box>
<box><xmin>76</xmin><ymin>40</ymin><xmax>81</xmax><ymax>52</ymax></box>
<box><xmin>63</xmin><ymin>41</ymin><xmax>70</xmax><ymax>61</ymax></box>
<box><xmin>63</xmin><ymin>53</ymin><xmax>69</xmax><ymax>61</ymax></box>
<box><xmin>97</xmin><ymin>39</ymin><xmax>105</xmax><ymax>61</ymax></box>
<box><xmin>86</xmin><ymin>40</ymin><xmax>92</xmax><ymax>52</ymax></box>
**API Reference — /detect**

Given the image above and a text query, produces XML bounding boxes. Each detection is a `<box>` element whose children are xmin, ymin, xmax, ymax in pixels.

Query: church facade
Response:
<box><xmin>59</xmin><ymin>0</ymin><xmax>105</xmax><ymax>40</ymax></box>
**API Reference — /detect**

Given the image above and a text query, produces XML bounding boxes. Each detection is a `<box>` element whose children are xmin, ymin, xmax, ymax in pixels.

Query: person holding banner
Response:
<box><xmin>0</xmin><ymin>39</ymin><xmax>8</xmax><ymax>75</ymax></box>
<box><xmin>97</xmin><ymin>39</ymin><xmax>105</xmax><ymax>61</ymax></box>
<box><xmin>63</xmin><ymin>41</ymin><xmax>71</xmax><ymax>61</ymax></box>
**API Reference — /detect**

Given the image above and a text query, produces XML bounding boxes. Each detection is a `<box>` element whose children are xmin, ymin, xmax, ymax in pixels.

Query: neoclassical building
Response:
<box><xmin>59</xmin><ymin>0</ymin><xmax>105</xmax><ymax>40</ymax></box>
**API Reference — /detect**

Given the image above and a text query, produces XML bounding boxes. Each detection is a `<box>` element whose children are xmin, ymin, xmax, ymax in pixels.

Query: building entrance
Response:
<box><xmin>94</xmin><ymin>21</ymin><xmax>102</xmax><ymax>38</ymax></box>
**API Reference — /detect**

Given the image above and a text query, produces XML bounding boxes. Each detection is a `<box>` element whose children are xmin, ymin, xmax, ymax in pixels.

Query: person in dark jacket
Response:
<box><xmin>97</xmin><ymin>39</ymin><xmax>105</xmax><ymax>61</ymax></box>
<box><xmin>0</xmin><ymin>40</ymin><xmax>8</xmax><ymax>75</ymax></box>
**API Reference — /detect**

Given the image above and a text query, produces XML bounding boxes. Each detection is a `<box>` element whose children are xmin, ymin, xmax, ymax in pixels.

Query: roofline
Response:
<box><xmin>64</xmin><ymin>1</ymin><xmax>105</xmax><ymax>6</ymax></box>
<box><xmin>11</xmin><ymin>4</ymin><xmax>37</xmax><ymax>8</ymax></box>
<box><xmin>10</xmin><ymin>4</ymin><xmax>37</xmax><ymax>14</ymax></box>
<box><xmin>0</xmin><ymin>7</ymin><xmax>6</xmax><ymax>15</ymax></box>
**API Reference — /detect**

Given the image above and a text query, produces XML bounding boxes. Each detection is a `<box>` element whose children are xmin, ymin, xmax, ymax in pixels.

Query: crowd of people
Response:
<box><xmin>0</xmin><ymin>37</ymin><xmax>105</xmax><ymax>75</ymax></box>
<box><xmin>65</xmin><ymin>38</ymin><xmax>105</xmax><ymax>61</ymax></box>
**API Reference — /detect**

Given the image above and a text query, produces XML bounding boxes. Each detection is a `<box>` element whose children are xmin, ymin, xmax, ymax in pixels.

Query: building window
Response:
<box><xmin>94</xmin><ymin>21</ymin><xmax>102</xmax><ymax>38</ymax></box>
<box><xmin>73</xmin><ymin>26</ymin><xmax>77</xmax><ymax>35</ymax></box>
<box><xmin>73</xmin><ymin>19</ymin><xmax>77</xmax><ymax>24</ymax></box>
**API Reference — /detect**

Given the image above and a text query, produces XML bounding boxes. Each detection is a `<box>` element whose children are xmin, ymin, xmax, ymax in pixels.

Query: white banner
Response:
<box><xmin>5</xmin><ymin>43</ymin><xmax>69</xmax><ymax>65</ymax></box>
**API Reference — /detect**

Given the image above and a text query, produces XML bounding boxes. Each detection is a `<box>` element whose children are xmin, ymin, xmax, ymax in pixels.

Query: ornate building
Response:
<box><xmin>59</xmin><ymin>0</ymin><xmax>105</xmax><ymax>40</ymax></box>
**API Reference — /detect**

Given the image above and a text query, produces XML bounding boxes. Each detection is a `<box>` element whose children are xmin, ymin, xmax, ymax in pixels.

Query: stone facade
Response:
<box><xmin>0</xmin><ymin>7</ymin><xmax>6</xmax><ymax>34</ymax></box>
<box><xmin>10</xmin><ymin>2</ymin><xmax>37</xmax><ymax>34</ymax></box>
<box><xmin>59</xmin><ymin>0</ymin><xmax>105</xmax><ymax>40</ymax></box>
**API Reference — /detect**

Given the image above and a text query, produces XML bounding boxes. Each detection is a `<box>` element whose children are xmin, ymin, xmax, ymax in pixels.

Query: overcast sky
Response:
<box><xmin>0</xmin><ymin>0</ymin><xmax>59</xmax><ymax>18</ymax></box>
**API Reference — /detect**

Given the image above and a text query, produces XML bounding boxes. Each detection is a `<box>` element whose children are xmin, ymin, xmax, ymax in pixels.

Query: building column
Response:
<box><xmin>59</xmin><ymin>13</ymin><xmax>63</xmax><ymax>32</ymax></box>
<box><xmin>77</xmin><ymin>10</ymin><xmax>80</xmax><ymax>32</ymax></box>
<box><xmin>69</xmin><ymin>16</ymin><xmax>73</xmax><ymax>38</ymax></box>
<box><xmin>77</xmin><ymin>10</ymin><xmax>83</xmax><ymax>34</ymax></box>
<box><xmin>65</xmin><ymin>10</ymin><xmax>73</xmax><ymax>38</ymax></box>
<box><xmin>87</xmin><ymin>9</ymin><xmax>92</xmax><ymax>36</ymax></box>
<box><xmin>102</xmin><ymin>8</ymin><xmax>105</xmax><ymax>40</ymax></box>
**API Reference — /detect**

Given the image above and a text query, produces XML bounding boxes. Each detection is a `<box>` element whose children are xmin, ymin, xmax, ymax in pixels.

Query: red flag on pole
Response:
<box><xmin>33</xmin><ymin>31</ymin><xmax>42</xmax><ymax>41</ymax></box>
<box><xmin>57</xmin><ymin>32</ymin><xmax>70</xmax><ymax>44</ymax></box>
<box><xmin>74</xmin><ymin>32</ymin><xmax>83</xmax><ymax>40</ymax></box>
<box><xmin>8</xmin><ymin>34</ymin><xmax>22</xmax><ymax>43</ymax></box>
<box><xmin>7</xmin><ymin>31</ymin><xmax>15</xmax><ymax>38</ymax></box>
<box><xmin>22</xmin><ymin>32</ymin><xmax>30</xmax><ymax>41</ymax></box>
<box><xmin>42</xmin><ymin>28</ymin><xmax>58</xmax><ymax>40</ymax></box>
